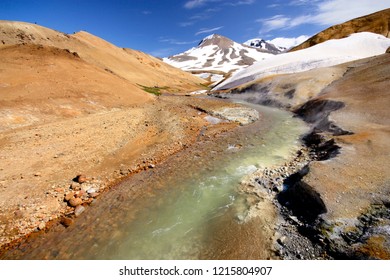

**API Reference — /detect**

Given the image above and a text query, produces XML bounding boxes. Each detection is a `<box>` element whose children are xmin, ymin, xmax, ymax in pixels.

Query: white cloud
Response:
<box><xmin>180</xmin><ymin>6</ymin><xmax>220</xmax><ymax>27</ymax></box>
<box><xmin>184</xmin><ymin>0</ymin><xmax>223</xmax><ymax>9</ymax></box>
<box><xmin>226</xmin><ymin>0</ymin><xmax>256</xmax><ymax>6</ymax></box>
<box><xmin>258</xmin><ymin>0</ymin><xmax>390</xmax><ymax>33</ymax></box>
<box><xmin>184</xmin><ymin>0</ymin><xmax>255</xmax><ymax>9</ymax></box>
<box><xmin>149</xmin><ymin>48</ymin><xmax>176</xmax><ymax>58</ymax></box>
<box><xmin>257</xmin><ymin>15</ymin><xmax>290</xmax><ymax>32</ymax></box>
<box><xmin>160</xmin><ymin>38</ymin><xmax>199</xmax><ymax>45</ymax></box>
<box><xmin>267</xmin><ymin>4</ymin><xmax>280</xmax><ymax>8</ymax></box>
<box><xmin>195</xmin><ymin>26</ymin><xmax>224</xmax><ymax>36</ymax></box>
<box><xmin>179</xmin><ymin>21</ymin><xmax>195</xmax><ymax>27</ymax></box>
<box><xmin>184</xmin><ymin>0</ymin><xmax>207</xmax><ymax>9</ymax></box>
<box><xmin>268</xmin><ymin>35</ymin><xmax>310</xmax><ymax>49</ymax></box>
<box><xmin>289</xmin><ymin>0</ymin><xmax>320</xmax><ymax>6</ymax></box>
<box><xmin>309</xmin><ymin>0</ymin><xmax>390</xmax><ymax>26</ymax></box>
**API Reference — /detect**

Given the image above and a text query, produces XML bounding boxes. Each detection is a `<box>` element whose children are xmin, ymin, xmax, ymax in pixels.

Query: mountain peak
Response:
<box><xmin>163</xmin><ymin>34</ymin><xmax>276</xmax><ymax>86</ymax></box>
<box><xmin>243</xmin><ymin>38</ymin><xmax>285</xmax><ymax>53</ymax></box>
<box><xmin>198</xmin><ymin>34</ymin><xmax>234</xmax><ymax>48</ymax></box>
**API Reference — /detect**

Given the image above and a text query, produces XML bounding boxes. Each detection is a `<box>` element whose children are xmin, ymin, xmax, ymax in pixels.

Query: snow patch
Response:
<box><xmin>215</xmin><ymin>32</ymin><xmax>390</xmax><ymax>90</ymax></box>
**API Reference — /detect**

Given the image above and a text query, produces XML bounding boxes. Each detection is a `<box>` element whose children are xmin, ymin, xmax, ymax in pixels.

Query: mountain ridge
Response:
<box><xmin>243</xmin><ymin>38</ymin><xmax>285</xmax><ymax>52</ymax></box>
<box><xmin>290</xmin><ymin>8</ymin><xmax>390</xmax><ymax>52</ymax></box>
<box><xmin>0</xmin><ymin>20</ymin><xmax>205</xmax><ymax>93</ymax></box>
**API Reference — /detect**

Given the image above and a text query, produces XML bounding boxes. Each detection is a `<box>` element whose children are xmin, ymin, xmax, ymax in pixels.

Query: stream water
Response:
<box><xmin>1</xmin><ymin>102</ymin><xmax>307</xmax><ymax>259</ymax></box>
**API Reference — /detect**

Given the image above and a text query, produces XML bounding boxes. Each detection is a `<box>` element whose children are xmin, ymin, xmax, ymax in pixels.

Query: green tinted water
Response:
<box><xmin>1</xmin><ymin>103</ymin><xmax>307</xmax><ymax>259</ymax></box>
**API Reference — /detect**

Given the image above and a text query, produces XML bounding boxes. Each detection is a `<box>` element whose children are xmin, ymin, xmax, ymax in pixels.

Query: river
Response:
<box><xmin>1</xmin><ymin>101</ymin><xmax>307</xmax><ymax>259</ymax></box>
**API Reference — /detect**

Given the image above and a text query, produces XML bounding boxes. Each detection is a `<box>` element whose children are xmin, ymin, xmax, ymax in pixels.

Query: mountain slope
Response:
<box><xmin>243</xmin><ymin>38</ymin><xmax>284</xmax><ymax>52</ymax></box>
<box><xmin>0</xmin><ymin>20</ymin><xmax>208</xmax><ymax>128</ymax></box>
<box><xmin>0</xmin><ymin>20</ymin><xmax>205</xmax><ymax>94</ymax></box>
<box><xmin>163</xmin><ymin>34</ymin><xmax>275</xmax><ymax>84</ymax></box>
<box><xmin>214</xmin><ymin>32</ymin><xmax>390</xmax><ymax>90</ymax></box>
<box><xmin>290</xmin><ymin>8</ymin><xmax>390</xmax><ymax>52</ymax></box>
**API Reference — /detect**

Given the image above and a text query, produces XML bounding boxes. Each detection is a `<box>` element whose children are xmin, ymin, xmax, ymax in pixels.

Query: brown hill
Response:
<box><xmin>0</xmin><ymin>20</ymin><xmax>204</xmax><ymax>95</ymax></box>
<box><xmin>290</xmin><ymin>8</ymin><xmax>390</xmax><ymax>52</ymax></box>
<box><xmin>0</xmin><ymin>43</ymin><xmax>153</xmax><ymax>130</ymax></box>
<box><xmin>0</xmin><ymin>20</ymin><xmax>206</xmax><ymax>129</ymax></box>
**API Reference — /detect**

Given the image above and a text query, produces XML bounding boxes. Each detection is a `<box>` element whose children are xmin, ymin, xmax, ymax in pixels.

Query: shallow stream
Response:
<box><xmin>2</xmin><ymin>102</ymin><xmax>307</xmax><ymax>259</ymax></box>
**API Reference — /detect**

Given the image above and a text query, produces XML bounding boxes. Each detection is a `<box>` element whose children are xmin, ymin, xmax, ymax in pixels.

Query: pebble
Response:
<box><xmin>75</xmin><ymin>174</ymin><xmax>87</xmax><ymax>184</ymax></box>
<box><xmin>277</xmin><ymin>236</ymin><xmax>287</xmax><ymax>245</ymax></box>
<box><xmin>60</xmin><ymin>217</ymin><xmax>73</xmax><ymax>227</ymax></box>
<box><xmin>68</xmin><ymin>197</ymin><xmax>82</xmax><ymax>207</ymax></box>
<box><xmin>70</xmin><ymin>182</ymin><xmax>81</xmax><ymax>190</ymax></box>
<box><xmin>64</xmin><ymin>192</ymin><xmax>74</xmax><ymax>201</ymax></box>
<box><xmin>74</xmin><ymin>205</ymin><xmax>85</xmax><ymax>217</ymax></box>
<box><xmin>87</xmin><ymin>188</ymin><xmax>96</xmax><ymax>194</ymax></box>
<box><xmin>89</xmin><ymin>192</ymin><xmax>99</xmax><ymax>198</ymax></box>
<box><xmin>75</xmin><ymin>190</ymin><xmax>86</xmax><ymax>198</ymax></box>
<box><xmin>38</xmin><ymin>222</ymin><xmax>45</xmax><ymax>230</ymax></box>
<box><xmin>120</xmin><ymin>168</ymin><xmax>129</xmax><ymax>176</ymax></box>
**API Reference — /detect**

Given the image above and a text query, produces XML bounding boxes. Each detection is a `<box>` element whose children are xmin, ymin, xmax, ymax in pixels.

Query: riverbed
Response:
<box><xmin>1</xmin><ymin>102</ymin><xmax>307</xmax><ymax>259</ymax></box>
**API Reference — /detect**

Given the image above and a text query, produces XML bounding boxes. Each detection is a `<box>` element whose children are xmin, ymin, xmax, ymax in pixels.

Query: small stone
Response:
<box><xmin>34</xmin><ymin>172</ymin><xmax>42</xmax><ymax>177</ymax></box>
<box><xmin>148</xmin><ymin>164</ymin><xmax>155</xmax><ymax>168</ymax></box>
<box><xmin>81</xmin><ymin>184</ymin><xmax>92</xmax><ymax>192</ymax></box>
<box><xmin>89</xmin><ymin>192</ymin><xmax>99</xmax><ymax>198</ymax></box>
<box><xmin>277</xmin><ymin>236</ymin><xmax>287</xmax><ymax>245</ymax></box>
<box><xmin>68</xmin><ymin>197</ymin><xmax>82</xmax><ymax>207</ymax></box>
<box><xmin>74</xmin><ymin>174</ymin><xmax>87</xmax><ymax>184</ymax></box>
<box><xmin>87</xmin><ymin>188</ymin><xmax>96</xmax><ymax>194</ymax></box>
<box><xmin>70</xmin><ymin>182</ymin><xmax>81</xmax><ymax>190</ymax></box>
<box><xmin>120</xmin><ymin>168</ymin><xmax>129</xmax><ymax>176</ymax></box>
<box><xmin>75</xmin><ymin>190</ymin><xmax>86</xmax><ymax>198</ymax></box>
<box><xmin>38</xmin><ymin>222</ymin><xmax>45</xmax><ymax>230</ymax></box>
<box><xmin>64</xmin><ymin>192</ymin><xmax>74</xmax><ymax>201</ymax></box>
<box><xmin>74</xmin><ymin>205</ymin><xmax>85</xmax><ymax>217</ymax></box>
<box><xmin>60</xmin><ymin>217</ymin><xmax>73</xmax><ymax>227</ymax></box>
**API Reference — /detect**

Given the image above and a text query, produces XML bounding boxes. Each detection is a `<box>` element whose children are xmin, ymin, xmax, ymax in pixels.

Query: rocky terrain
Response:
<box><xmin>206</xmin><ymin>9</ymin><xmax>390</xmax><ymax>259</ymax></box>
<box><xmin>218</xmin><ymin>51</ymin><xmax>390</xmax><ymax>259</ymax></box>
<box><xmin>0</xmin><ymin>21</ymin><xmax>258</xmax><ymax>249</ymax></box>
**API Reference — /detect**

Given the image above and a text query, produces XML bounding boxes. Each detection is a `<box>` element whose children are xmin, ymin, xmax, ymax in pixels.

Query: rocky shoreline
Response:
<box><xmin>239</xmin><ymin>100</ymin><xmax>390</xmax><ymax>260</ymax></box>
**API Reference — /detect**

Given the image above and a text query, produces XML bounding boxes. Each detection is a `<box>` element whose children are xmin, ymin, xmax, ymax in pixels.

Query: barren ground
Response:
<box><xmin>0</xmin><ymin>94</ymin><xmax>243</xmax><ymax>248</ymax></box>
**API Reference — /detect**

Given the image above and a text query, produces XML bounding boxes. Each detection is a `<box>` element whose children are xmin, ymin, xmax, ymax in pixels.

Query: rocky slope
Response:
<box><xmin>290</xmin><ymin>8</ymin><xmax>390</xmax><ymax>52</ymax></box>
<box><xmin>219</xmin><ymin>51</ymin><xmax>390</xmax><ymax>259</ymax></box>
<box><xmin>243</xmin><ymin>38</ymin><xmax>284</xmax><ymax>52</ymax></box>
<box><xmin>210</xmin><ymin>9</ymin><xmax>390</xmax><ymax>259</ymax></box>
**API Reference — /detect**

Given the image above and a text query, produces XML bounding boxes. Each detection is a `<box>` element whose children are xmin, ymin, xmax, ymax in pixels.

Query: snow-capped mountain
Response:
<box><xmin>214</xmin><ymin>32</ymin><xmax>390</xmax><ymax>90</ymax></box>
<box><xmin>243</xmin><ymin>38</ymin><xmax>285</xmax><ymax>52</ymax></box>
<box><xmin>163</xmin><ymin>34</ymin><xmax>275</xmax><ymax>84</ymax></box>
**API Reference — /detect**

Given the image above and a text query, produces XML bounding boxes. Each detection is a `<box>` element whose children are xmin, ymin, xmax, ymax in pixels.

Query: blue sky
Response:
<box><xmin>1</xmin><ymin>0</ymin><xmax>389</xmax><ymax>57</ymax></box>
